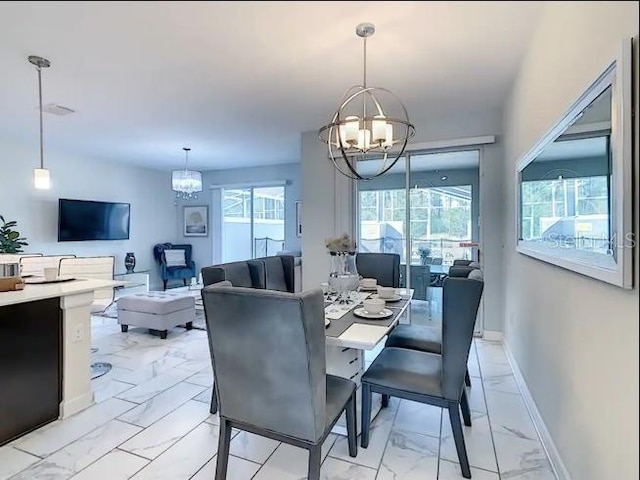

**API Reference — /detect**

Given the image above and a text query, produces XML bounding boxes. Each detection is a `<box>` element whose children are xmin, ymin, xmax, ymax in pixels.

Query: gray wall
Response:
<box><xmin>174</xmin><ymin>163</ymin><xmax>300</xmax><ymax>273</ymax></box>
<box><xmin>502</xmin><ymin>3</ymin><xmax>638</xmax><ymax>479</ymax></box>
<box><xmin>0</xmin><ymin>137</ymin><xmax>178</xmax><ymax>289</ymax></box>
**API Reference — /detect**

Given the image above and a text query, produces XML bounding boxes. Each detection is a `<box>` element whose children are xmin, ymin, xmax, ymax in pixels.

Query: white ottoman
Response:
<box><xmin>117</xmin><ymin>292</ymin><xmax>196</xmax><ymax>339</ymax></box>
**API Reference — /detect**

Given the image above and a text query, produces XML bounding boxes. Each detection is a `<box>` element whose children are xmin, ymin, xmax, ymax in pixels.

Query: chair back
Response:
<box><xmin>202</xmin><ymin>285</ymin><xmax>327</xmax><ymax>442</ymax></box>
<box><xmin>201</xmin><ymin>261</ymin><xmax>263</xmax><ymax>288</ymax></box>
<box><xmin>441</xmin><ymin>276</ymin><xmax>484</xmax><ymax>400</ymax></box>
<box><xmin>20</xmin><ymin>254</ymin><xmax>76</xmax><ymax>276</ymax></box>
<box><xmin>252</xmin><ymin>255</ymin><xmax>295</xmax><ymax>292</ymax></box>
<box><xmin>59</xmin><ymin>256</ymin><xmax>115</xmax><ymax>312</ymax></box>
<box><xmin>0</xmin><ymin>253</ymin><xmax>42</xmax><ymax>264</ymax></box>
<box><xmin>356</xmin><ymin>253</ymin><xmax>400</xmax><ymax>287</ymax></box>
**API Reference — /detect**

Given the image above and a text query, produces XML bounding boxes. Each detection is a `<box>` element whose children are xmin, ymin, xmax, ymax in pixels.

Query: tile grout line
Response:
<box><xmin>371</xmin><ymin>397</ymin><xmax>403</xmax><ymax>474</ymax></box>
<box><xmin>476</xmin><ymin>340</ymin><xmax>503</xmax><ymax>479</ymax></box>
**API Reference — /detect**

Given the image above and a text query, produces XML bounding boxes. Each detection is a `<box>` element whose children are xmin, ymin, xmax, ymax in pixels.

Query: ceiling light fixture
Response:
<box><xmin>29</xmin><ymin>55</ymin><xmax>51</xmax><ymax>189</ymax></box>
<box><xmin>172</xmin><ymin>147</ymin><xmax>202</xmax><ymax>199</ymax></box>
<box><xmin>318</xmin><ymin>23</ymin><xmax>415</xmax><ymax>181</ymax></box>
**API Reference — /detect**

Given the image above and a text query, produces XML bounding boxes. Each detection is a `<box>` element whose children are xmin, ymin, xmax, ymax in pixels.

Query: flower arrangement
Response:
<box><xmin>418</xmin><ymin>245</ymin><xmax>432</xmax><ymax>265</ymax></box>
<box><xmin>325</xmin><ymin>233</ymin><xmax>357</xmax><ymax>254</ymax></box>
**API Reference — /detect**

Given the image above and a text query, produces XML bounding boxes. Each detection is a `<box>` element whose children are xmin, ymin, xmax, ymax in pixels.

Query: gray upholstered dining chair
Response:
<box><xmin>201</xmin><ymin>261</ymin><xmax>263</xmax><ymax>288</ymax></box>
<box><xmin>355</xmin><ymin>253</ymin><xmax>400</xmax><ymax>287</ymax></box>
<box><xmin>360</xmin><ymin>276</ymin><xmax>484</xmax><ymax>479</ymax></box>
<box><xmin>385</xmin><ymin>268</ymin><xmax>483</xmax><ymax>388</ymax></box>
<box><xmin>201</xmin><ymin>284</ymin><xmax>358</xmax><ymax>480</ymax></box>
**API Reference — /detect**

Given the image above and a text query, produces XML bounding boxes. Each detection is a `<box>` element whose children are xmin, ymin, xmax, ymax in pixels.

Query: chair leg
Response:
<box><xmin>460</xmin><ymin>388</ymin><xmax>472</xmax><ymax>427</ymax></box>
<box><xmin>215</xmin><ymin>418</ymin><xmax>232</xmax><ymax>480</ymax></box>
<box><xmin>183</xmin><ymin>278</ymin><xmax>187</xmax><ymax>286</ymax></box>
<box><xmin>361</xmin><ymin>383</ymin><xmax>372</xmax><ymax>448</ymax></box>
<box><xmin>307</xmin><ymin>445</ymin><xmax>322</xmax><ymax>480</ymax></box>
<box><xmin>345</xmin><ymin>390</ymin><xmax>357</xmax><ymax>457</ymax></box>
<box><xmin>465</xmin><ymin>369</ymin><xmax>472</xmax><ymax>387</ymax></box>
<box><xmin>448</xmin><ymin>403</ymin><xmax>471</xmax><ymax>479</ymax></box>
<box><xmin>163</xmin><ymin>279</ymin><xmax>167</xmax><ymax>290</ymax></box>
<box><xmin>381</xmin><ymin>394</ymin><xmax>390</xmax><ymax>408</ymax></box>
<box><xmin>210</xmin><ymin>386</ymin><xmax>218</xmax><ymax>414</ymax></box>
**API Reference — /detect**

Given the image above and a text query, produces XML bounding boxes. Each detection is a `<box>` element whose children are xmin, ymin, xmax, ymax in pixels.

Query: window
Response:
<box><xmin>358</xmin><ymin>185</ymin><xmax>473</xmax><ymax>264</ymax></box>
<box><xmin>221</xmin><ymin>186</ymin><xmax>285</xmax><ymax>262</ymax></box>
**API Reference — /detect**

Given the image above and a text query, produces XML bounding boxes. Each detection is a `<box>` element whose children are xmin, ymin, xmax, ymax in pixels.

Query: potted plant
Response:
<box><xmin>0</xmin><ymin>215</ymin><xmax>28</xmax><ymax>253</ymax></box>
<box><xmin>418</xmin><ymin>246</ymin><xmax>432</xmax><ymax>265</ymax></box>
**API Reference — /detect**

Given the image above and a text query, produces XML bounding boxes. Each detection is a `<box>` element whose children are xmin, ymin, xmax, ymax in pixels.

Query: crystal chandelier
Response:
<box><xmin>318</xmin><ymin>23</ymin><xmax>415</xmax><ymax>180</ymax></box>
<box><xmin>172</xmin><ymin>147</ymin><xmax>202</xmax><ymax>199</ymax></box>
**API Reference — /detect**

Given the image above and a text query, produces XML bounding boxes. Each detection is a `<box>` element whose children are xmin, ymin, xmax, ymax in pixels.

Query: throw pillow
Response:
<box><xmin>164</xmin><ymin>249</ymin><xmax>187</xmax><ymax>268</ymax></box>
<box><xmin>468</xmin><ymin>269</ymin><xmax>484</xmax><ymax>281</ymax></box>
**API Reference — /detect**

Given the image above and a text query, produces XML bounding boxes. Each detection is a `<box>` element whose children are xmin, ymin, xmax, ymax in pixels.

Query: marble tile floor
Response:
<box><xmin>0</xmin><ymin>316</ymin><xmax>557</xmax><ymax>480</ymax></box>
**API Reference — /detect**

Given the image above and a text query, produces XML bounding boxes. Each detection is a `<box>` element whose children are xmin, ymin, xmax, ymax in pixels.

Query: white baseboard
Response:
<box><xmin>59</xmin><ymin>391</ymin><xmax>95</xmax><ymax>419</ymax></box>
<box><xmin>482</xmin><ymin>330</ymin><xmax>503</xmax><ymax>341</ymax></box>
<box><xmin>503</xmin><ymin>341</ymin><xmax>572</xmax><ymax>480</ymax></box>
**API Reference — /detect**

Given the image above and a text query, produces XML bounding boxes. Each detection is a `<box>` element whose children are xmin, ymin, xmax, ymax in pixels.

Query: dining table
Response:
<box><xmin>323</xmin><ymin>287</ymin><xmax>414</xmax><ymax>435</ymax></box>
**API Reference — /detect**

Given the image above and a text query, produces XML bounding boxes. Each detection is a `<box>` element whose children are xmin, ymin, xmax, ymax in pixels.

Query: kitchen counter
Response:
<box><xmin>0</xmin><ymin>279</ymin><xmax>118</xmax><ymax>446</ymax></box>
<box><xmin>0</xmin><ymin>278</ymin><xmax>117</xmax><ymax>307</ymax></box>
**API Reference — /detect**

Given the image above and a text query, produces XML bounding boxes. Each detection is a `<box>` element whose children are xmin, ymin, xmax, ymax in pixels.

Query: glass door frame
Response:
<box><xmin>216</xmin><ymin>182</ymin><xmax>287</xmax><ymax>263</ymax></box>
<box><xmin>354</xmin><ymin>146</ymin><xmax>484</xmax><ymax>334</ymax></box>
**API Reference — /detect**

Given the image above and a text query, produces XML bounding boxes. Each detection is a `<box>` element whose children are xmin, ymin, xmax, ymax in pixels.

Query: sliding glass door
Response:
<box><xmin>357</xmin><ymin>149</ymin><xmax>480</xmax><ymax>307</ymax></box>
<box><xmin>221</xmin><ymin>186</ymin><xmax>285</xmax><ymax>262</ymax></box>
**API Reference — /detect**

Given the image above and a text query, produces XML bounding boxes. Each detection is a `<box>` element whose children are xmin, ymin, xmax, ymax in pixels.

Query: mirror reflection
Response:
<box><xmin>519</xmin><ymin>86</ymin><xmax>612</xmax><ymax>255</ymax></box>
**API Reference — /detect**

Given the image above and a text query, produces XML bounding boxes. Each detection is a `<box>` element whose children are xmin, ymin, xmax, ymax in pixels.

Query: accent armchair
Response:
<box><xmin>153</xmin><ymin>243</ymin><xmax>197</xmax><ymax>290</ymax></box>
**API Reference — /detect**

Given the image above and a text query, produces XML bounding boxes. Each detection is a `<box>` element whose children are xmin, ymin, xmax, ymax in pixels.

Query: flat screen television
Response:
<box><xmin>58</xmin><ymin>199</ymin><xmax>130</xmax><ymax>242</ymax></box>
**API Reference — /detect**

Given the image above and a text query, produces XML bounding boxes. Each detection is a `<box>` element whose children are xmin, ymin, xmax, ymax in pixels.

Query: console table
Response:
<box><xmin>114</xmin><ymin>270</ymin><xmax>150</xmax><ymax>296</ymax></box>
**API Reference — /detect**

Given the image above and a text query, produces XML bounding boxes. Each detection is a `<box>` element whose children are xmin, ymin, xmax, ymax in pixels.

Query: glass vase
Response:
<box><xmin>328</xmin><ymin>251</ymin><xmax>359</xmax><ymax>304</ymax></box>
<box><xmin>124</xmin><ymin>252</ymin><xmax>136</xmax><ymax>273</ymax></box>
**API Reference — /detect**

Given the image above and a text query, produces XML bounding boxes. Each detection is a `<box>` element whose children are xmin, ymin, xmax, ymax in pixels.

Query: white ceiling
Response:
<box><xmin>0</xmin><ymin>1</ymin><xmax>542</xmax><ymax>171</ymax></box>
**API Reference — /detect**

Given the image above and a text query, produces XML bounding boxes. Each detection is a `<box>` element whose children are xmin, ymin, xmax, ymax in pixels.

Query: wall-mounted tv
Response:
<box><xmin>58</xmin><ymin>199</ymin><xmax>130</xmax><ymax>242</ymax></box>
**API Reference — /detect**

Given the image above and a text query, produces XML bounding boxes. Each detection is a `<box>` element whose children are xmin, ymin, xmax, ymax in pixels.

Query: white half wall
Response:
<box><xmin>0</xmin><ymin>138</ymin><xmax>178</xmax><ymax>289</ymax></box>
<box><xmin>502</xmin><ymin>3</ymin><xmax>639</xmax><ymax>479</ymax></box>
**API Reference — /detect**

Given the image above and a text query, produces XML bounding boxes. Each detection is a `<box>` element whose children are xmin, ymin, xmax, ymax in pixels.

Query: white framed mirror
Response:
<box><xmin>516</xmin><ymin>40</ymin><xmax>634</xmax><ymax>289</ymax></box>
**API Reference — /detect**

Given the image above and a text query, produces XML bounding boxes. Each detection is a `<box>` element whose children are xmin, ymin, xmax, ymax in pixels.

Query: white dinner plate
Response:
<box><xmin>353</xmin><ymin>307</ymin><xmax>393</xmax><ymax>320</ymax></box>
<box><xmin>358</xmin><ymin>286</ymin><xmax>378</xmax><ymax>292</ymax></box>
<box><xmin>370</xmin><ymin>293</ymin><xmax>403</xmax><ymax>302</ymax></box>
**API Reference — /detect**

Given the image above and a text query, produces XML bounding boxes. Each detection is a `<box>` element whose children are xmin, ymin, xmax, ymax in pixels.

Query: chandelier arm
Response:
<box><xmin>328</xmin><ymin>149</ymin><xmax>362</xmax><ymax>180</ymax></box>
<box><xmin>376</xmin><ymin>134</ymin><xmax>410</xmax><ymax>177</ymax></box>
<box><xmin>367</xmin><ymin>90</ymin><xmax>385</xmax><ymax>117</ymax></box>
<box><xmin>333</xmin><ymin>126</ymin><xmax>364</xmax><ymax>180</ymax></box>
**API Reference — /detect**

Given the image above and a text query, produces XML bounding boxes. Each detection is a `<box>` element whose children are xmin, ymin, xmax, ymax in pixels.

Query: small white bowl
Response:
<box><xmin>363</xmin><ymin>298</ymin><xmax>385</xmax><ymax>314</ymax></box>
<box><xmin>376</xmin><ymin>286</ymin><xmax>396</xmax><ymax>299</ymax></box>
<box><xmin>360</xmin><ymin>278</ymin><xmax>377</xmax><ymax>289</ymax></box>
